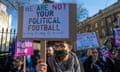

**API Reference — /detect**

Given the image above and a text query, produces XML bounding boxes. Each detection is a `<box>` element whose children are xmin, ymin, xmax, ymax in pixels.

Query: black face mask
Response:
<box><xmin>55</xmin><ymin>50</ymin><xmax>68</xmax><ymax>57</ymax></box>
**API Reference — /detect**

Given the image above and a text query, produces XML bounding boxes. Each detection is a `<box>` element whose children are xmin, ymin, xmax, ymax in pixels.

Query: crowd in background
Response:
<box><xmin>35</xmin><ymin>41</ymin><xmax>120</xmax><ymax>72</ymax></box>
<box><xmin>0</xmin><ymin>41</ymin><xmax>120</xmax><ymax>72</ymax></box>
<box><xmin>79</xmin><ymin>46</ymin><xmax>120</xmax><ymax>72</ymax></box>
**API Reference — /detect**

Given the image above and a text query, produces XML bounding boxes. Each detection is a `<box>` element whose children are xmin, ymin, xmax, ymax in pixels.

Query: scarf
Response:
<box><xmin>47</xmin><ymin>52</ymin><xmax>80</xmax><ymax>72</ymax></box>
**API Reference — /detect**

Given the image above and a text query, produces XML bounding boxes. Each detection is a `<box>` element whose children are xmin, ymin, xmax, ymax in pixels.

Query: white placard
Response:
<box><xmin>23</xmin><ymin>3</ymin><xmax>69</xmax><ymax>38</ymax></box>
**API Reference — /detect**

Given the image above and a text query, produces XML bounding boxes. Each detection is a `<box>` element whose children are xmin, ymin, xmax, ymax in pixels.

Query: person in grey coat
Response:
<box><xmin>36</xmin><ymin>41</ymin><xmax>81</xmax><ymax>72</ymax></box>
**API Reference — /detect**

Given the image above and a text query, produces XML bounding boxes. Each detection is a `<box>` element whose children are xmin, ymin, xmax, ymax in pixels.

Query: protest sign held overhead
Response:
<box><xmin>18</xmin><ymin>3</ymin><xmax>76</xmax><ymax>41</ymax></box>
<box><xmin>77</xmin><ymin>32</ymin><xmax>99</xmax><ymax>50</ymax></box>
<box><xmin>114</xmin><ymin>28</ymin><xmax>120</xmax><ymax>46</ymax></box>
<box><xmin>15</xmin><ymin>40</ymin><xmax>33</xmax><ymax>57</ymax></box>
<box><xmin>100</xmin><ymin>46</ymin><xmax>109</xmax><ymax>55</ymax></box>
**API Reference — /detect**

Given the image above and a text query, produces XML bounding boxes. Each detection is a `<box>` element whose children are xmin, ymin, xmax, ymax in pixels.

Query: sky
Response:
<box><xmin>6</xmin><ymin>0</ymin><xmax>118</xmax><ymax>29</ymax></box>
<box><xmin>78</xmin><ymin>0</ymin><xmax>118</xmax><ymax>16</ymax></box>
<box><xmin>44</xmin><ymin>0</ymin><xmax>118</xmax><ymax>17</ymax></box>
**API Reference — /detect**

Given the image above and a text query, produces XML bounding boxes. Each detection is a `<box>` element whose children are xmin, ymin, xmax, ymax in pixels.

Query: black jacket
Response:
<box><xmin>114</xmin><ymin>58</ymin><xmax>120</xmax><ymax>72</ymax></box>
<box><xmin>83</xmin><ymin>56</ymin><xmax>105</xmax><ymax>72</ymax></box>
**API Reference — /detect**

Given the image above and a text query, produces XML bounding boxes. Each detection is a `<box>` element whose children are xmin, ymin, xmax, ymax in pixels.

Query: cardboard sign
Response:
<box><xmin>77</xmin><ymin>32</ymin><xmax>99</xmax><ymax>50</ymax></box>
<box><xmin>15</xmin><ymin>40</ymin><xmax>33</xmax><ymax>57</ymax></box>
<box><xmin>18</xmin><ymin>3</ymin><xmax>76</xmax><ymax>41</ymax></box>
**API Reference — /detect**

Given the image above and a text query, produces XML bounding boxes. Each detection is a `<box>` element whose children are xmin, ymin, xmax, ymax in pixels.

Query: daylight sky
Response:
<box><xmin>79</xmin><ymin>0</ymin><xmax>118</xmax><ymax>16</ymax></box>
<box><xmin>6</xmin><ymin>0</ymin><xmax>118</xmax><ymax>29</ymax></box>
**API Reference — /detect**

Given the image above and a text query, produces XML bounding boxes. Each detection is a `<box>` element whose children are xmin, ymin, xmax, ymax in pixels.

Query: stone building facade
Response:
<box><xmin>77</xmin><ymin>0</ymin><xmax>120</xmax><ymax>47</ymax></box>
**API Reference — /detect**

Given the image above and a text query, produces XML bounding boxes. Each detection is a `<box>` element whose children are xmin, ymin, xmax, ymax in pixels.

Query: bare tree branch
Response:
<box><xmin>43</xmin><ymin>0</ymin><xmax>54</xmax><ymax>3</ymax></box>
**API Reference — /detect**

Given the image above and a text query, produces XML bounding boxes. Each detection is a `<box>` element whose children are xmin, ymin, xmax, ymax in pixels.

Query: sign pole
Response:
<box><xmin>40</xmin><ymin>40</ymin><xmax>46</xmax><ymax>62</ymax></box>
<box><xmin>23</xmin><ymin>56</ymin><xmax>26</xmax><ymax>72</ymax></box>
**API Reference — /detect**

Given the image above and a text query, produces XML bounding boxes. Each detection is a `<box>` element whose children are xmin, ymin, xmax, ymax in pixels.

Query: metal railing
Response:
<box><xmin>0</xmin><ymin>28</ymin><xmax>16</xmax><ymax>54</ymax></box>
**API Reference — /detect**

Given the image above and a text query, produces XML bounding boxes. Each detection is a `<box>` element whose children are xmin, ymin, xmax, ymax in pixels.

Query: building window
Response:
<box><xmin>90</xmin><ymin>25</ymin><xmax>92</xmax><ymax>31</ymax></box>
<box><xmin>116</xmin><ymin>13</ymin><xmax>120</xmax><ymax>27</ymax></box>
<box><xmin>86</xmin><ymin>27</ymin><xmax>88</xmax><ymax>31</ymax></box>
<box><xmin>106</xmin><ymin>17</ymin><xmax>111</xmax><ymax>23</ymax></box>
<box><xmin>95</xmin><ymin>23</ymin><xmax>98</xmax><ymax>28</ymax></box>
<box><xmin>102</xmin><ymin>29</ymin><xmax>105</xmax><ymax>36</ymax></box>
<box><xmin>108</xmin><ymin>27</ymin><xmax>113</xmax><ymax>35</ymax></box>
<box><xmin>101</xmin><ymin>20</ymin><xmax>104</xmax><ymax>26</ymax></box>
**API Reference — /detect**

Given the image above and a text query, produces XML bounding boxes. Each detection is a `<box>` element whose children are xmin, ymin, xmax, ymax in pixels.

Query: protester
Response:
<box><xmin>26</xmin><ymin>56</ymin><xmax>36</xmax><ymax>72</ymax></box>
<box><xmin>79</xmin><ymin>50</ymin><xmax>86</xmax><ymax>62</ymax></box>
<box><xmin>114</xmin><ymin>46</ymin><xmax>120</xmax><ymax>72</ymax></box>
<box><xmin>99</xmin><ymin>46</ymin><xmax>115</xmax><ymax>72</ymax></box>
<box><xmin>46</xmin><ymin>46</ymin><xmax>54</xmax><ymax>57</ymax></box>
<box><xmin>9</xmin><ymin>57</ymin><xmax>24</xmax><ymax>72</ymax></box>
<box><xmin>36</xmin><ymin>41</ymin><xmax>81</xmax><ymax>72</ymax></box>
<box><xmin>30</xmin><ymin>49</ymin><xmax>41</xmax><ymax>72</ymax></box>
<box><xmin>103</xmin><ymin>50</ymin><xmax>114</xmax><ymax>72</ymax></box>
<box><xmin>83</xmin><ymin>48</ymin><xmax>105</xmax><ymax>72</ymax></box>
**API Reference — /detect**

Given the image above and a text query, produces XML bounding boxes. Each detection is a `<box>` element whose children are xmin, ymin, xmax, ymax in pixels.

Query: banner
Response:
<box><xmin>15</xmin><ymin>40</ymin><xmax>33</xmax><ymax>57</ymax></box>
<box><xmin>77</xmin><ymin>32</ymin><xmax>99</xmax><ymax>50</ymax></box>
<box><xmin>114</xmin><ymin>28</ymin><xmax>120</xmax><ymax>46</ymax></box>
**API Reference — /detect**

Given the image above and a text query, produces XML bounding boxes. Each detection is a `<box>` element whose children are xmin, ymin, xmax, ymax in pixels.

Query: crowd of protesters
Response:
<box><xmin>79</xmin><ymin>46</ymin><xmax>120</xmax><ymax>72</ymax></box>
<box><xmin>1</xmin><ymin>40</ymin><xmax>120</xmax><ymax>72</ymax></box>
<box><xmin>36</xmin><ymin>41</ymin><xmax>120</xmax><ymax>72</ymax></box>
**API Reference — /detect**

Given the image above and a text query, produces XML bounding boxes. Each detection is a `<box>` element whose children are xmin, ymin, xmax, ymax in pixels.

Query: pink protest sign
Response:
<box><xmin>15</xmin><ymin>40</ymin><xmax>33</xmax><ymax>57</ymax></box>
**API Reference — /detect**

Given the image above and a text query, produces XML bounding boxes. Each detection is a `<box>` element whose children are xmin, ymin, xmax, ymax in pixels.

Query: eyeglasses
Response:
<box><xmin>54</xmin><ymin>44</ymin><xmax>65</xmax><ymax>48</ymax></box>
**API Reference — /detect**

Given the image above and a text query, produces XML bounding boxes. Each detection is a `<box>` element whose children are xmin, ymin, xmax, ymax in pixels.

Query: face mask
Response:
<box><xmin>55</xmin><ymin>50</ymin><xmax>68</xmax><ymax>57</ymax></box>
